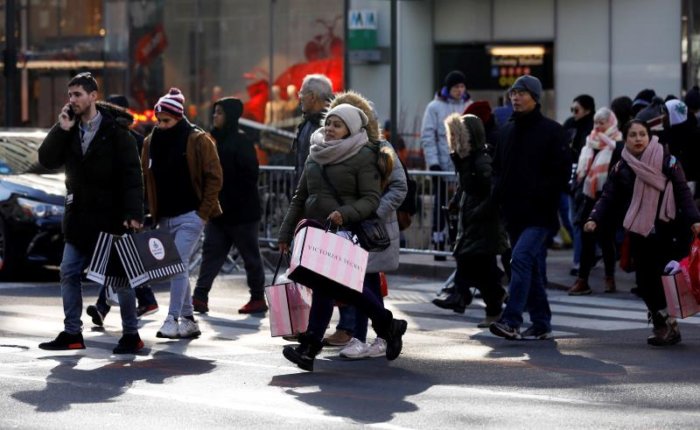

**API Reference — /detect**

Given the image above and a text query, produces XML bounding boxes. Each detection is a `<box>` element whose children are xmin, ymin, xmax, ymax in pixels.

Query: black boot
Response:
<box><xmin>385</xmin><ymin>318</ymin><xmax>408</xmax><ymax>361</ymax></box>
<box><xmin>282</xmin><ymin>332</ymin><xmax>323</xmax><ymax>371</ymax></box>
<box><xmin>647</xmin><ymin>310</ymin><xmax>681</xmax><ymax>346</ymax></box>
<box><xmin>432</xmin><ymin>291</ymin><xmax>472</xmax><ymax>314</ymax></box>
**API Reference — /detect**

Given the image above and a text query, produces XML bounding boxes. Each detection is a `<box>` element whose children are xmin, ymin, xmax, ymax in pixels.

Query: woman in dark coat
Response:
<box><xmin>432</xmin><ymin>113</ymin><xmax>508</xmax><ymax>327</ymax></box>
<box><xmin>586</xmin><ymin>120</ymin><xmax>700</xmax><ymax>346</ymax></box>
<box><xmin>277</xmin><ymin>103</ymin><xmax>407</xmax><ymax>371</ymax></box>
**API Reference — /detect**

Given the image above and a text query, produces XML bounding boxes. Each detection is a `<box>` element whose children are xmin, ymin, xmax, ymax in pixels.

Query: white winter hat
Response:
<box><xmin>665</xmin><ymin>99</ymin><xmax>688</xmax><ymax>127</ymax></box>
<box><xmin>325</xmin><ymin>103</ymin><xmax>368</xmax><ymax>136</ymax></box>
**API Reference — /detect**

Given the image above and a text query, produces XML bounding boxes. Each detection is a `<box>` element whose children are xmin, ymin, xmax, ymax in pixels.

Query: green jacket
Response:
<box><xmin>279</xmin><ymin>144</ymin><xmax>381</xmax><ymax>243</ymax></box>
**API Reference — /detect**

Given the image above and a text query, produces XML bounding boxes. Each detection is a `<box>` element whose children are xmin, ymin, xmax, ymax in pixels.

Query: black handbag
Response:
<box><xmin>320</xmin><ymin>166</ymin><xmax>390</xmax><ymax>252</ymax></box>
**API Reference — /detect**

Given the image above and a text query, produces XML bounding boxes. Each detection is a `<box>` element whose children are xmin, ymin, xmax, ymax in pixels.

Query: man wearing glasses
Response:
<box><xmin>37</xmin><ymin>72</ymin><xmax>145</xmax><ymax>354</ymax></box>
<box><xmin>489</xmin><ymin>75</ymin><xmax>571</xmax><ymax>341</ymax></box>
<box><xmin>291</xmin><ymin>74</ymin><xmax>333</xmax><ymax>188</ymax></box>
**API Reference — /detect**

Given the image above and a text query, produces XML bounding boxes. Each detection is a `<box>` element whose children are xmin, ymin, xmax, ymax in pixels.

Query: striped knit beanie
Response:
<box><xmin>155</xmin><ymin>87</ymin><xmax>185</xmax><ymax>119</ymax></box>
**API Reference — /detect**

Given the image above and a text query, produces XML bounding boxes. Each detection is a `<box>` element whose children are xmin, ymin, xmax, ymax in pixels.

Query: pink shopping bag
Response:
<box><xmin>264</xmin><ymin>254</ymin><xmax>313</xmax><ymax>337</ymax></box>
<box><xmin>288</xmin><ymin>225</ymin><xmax>368</xmax><ymax>293</ymax></box>
<box><xmin>662</xmin><ymin>269</ymin><xmax>700</xmax><ymax>319</ymax></box>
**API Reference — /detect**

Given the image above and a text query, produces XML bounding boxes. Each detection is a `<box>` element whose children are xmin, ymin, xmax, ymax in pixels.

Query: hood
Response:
<box><xmin>0</xmin><ymin>173</ymin><xmax>66</xmax><ymax>205</ymax></box>
<box><xmin>444</xmin><ymin>113</ymin><xmax>486</xmax><ymax>159</ymax></box>
<box><xmin>329</xmin><ymin>91</ymin><xmax>380</xmax><ymax>143</ymax></box>
<box><xmin>96</xmin><ymin>101</ymin><xmax>134</xmax><ymax>129</ymax></box>
<box><xmin>213</xmin><ymin>97</ymin><xmax>243</xmax><ymax>131</ymax></box>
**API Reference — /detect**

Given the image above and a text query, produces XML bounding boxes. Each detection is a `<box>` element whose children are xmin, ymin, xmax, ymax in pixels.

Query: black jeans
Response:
<box><xmin>306</xmin><ymin>279</ymin><xmax>392</xmax><ymax>343</ymax></box>
<box><xmin>194</xmin><ymin>220</ymin><xmax>266</xmax><ymax>301</ymax></box>
<box><xmin>578</xmin><ymin>226</ymin><xmax>616</xmax><ymax>280</ymax></box>
<box><xmin>455</xmin><ymin>253</ymin><xmax>504</xmax><ymax>317</ymax></box>
<box><xmin>630</xmin><ymin>230</ymin><xmax>677</xmax><ymax>313</ymax></box>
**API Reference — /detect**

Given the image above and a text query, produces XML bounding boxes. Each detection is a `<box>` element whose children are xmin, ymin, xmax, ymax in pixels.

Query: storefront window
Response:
<box><xmin>2</xmin><ymin>0</ymin><xmax>345</xmax><ymax>144</ymax></box>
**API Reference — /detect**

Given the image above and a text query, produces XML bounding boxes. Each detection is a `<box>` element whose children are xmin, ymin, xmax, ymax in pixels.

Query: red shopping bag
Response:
<box><xmin>687</xmin><ymin>237</ymin><xmax>700</xmax><ymax>303</ymax></box>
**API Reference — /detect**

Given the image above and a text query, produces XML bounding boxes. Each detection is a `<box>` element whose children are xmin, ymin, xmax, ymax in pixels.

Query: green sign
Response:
<box><xmin>348</xmin><ymin>9</ymin><xmax>377</xmax><ymax>50</ymax></box>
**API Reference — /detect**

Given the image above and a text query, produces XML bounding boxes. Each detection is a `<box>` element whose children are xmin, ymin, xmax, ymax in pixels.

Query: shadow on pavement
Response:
<box><xmin>270</xmin><ymin>363</ymin><xmax>425</xmax><ymax>424</ymax></box>
<box><xmin>11</xmin><ymin>351</ymin><xmax>216</xmax><ymax>412</ymax></box>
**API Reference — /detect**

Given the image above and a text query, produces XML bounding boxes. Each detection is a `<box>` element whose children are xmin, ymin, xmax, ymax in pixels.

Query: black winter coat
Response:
<box><xmin>589</xmin><ymin>152</ymin><xmax>700</xmax><ymax>237</ymax></box>
<box><xmin>210</xmin><ymin>98</ymin><xmax>261</xmax><ymax>225</ymax></box>
<box><xmin>38</xmin><ymin>103</ymin><xmax>144</xmax><ymax>253</ymax></box>
<box><xmin>492</xmin><ymin>107</ymin><xmax>572</xmax><ymax>235</ymax></box>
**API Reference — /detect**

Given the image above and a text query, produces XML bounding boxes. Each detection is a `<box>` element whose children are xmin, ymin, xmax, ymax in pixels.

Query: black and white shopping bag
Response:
<box><xmin>86</xmin><ymin>232</ymin><xmax>131</xmax><ymax>289</ymax></box>
<box><xmin>114</xmin><ymin>229</ymin><xmax>186</xmax><ymax>288</ymax></box>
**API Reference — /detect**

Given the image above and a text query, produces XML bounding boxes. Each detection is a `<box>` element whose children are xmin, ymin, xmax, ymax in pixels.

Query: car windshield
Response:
<box><xmin>0</xmin><ymin>131</ymin><xmax>60</xmax><ymax>175</ymax></box>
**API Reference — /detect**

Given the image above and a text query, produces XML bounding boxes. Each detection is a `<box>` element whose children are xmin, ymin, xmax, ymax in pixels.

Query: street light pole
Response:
<box><xmin>390</xmin><ymin>0</ymin><xmax>397</xmax><ymax>150</ymax></box>
<box><xmin>4</xmin><ymin>0</ymin><xmax>18</xmax><ymax>128</ymax></box>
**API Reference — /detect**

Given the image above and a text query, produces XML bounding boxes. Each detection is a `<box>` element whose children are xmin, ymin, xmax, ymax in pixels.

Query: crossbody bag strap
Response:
<box><xmin>320</xmin><ymin>165</ymin><xmax>345</xmax><ymax>206</ymax></box>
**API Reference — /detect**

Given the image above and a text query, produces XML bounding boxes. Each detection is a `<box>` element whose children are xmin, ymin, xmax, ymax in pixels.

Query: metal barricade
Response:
<box><xmin>257</xmin><ymin>166</ymin><xmax>458</xmax><ymax>256</ymax></box>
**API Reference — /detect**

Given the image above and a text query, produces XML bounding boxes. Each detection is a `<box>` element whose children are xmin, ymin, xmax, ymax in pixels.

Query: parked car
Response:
<box><xmin>0</xmin><ymin>129</ymin><xmax>65</xmax><ymax>279</ymax></box>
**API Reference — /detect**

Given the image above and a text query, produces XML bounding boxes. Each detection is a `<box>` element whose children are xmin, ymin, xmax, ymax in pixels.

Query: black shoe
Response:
<box><xmin>520</xmin><ymin>326</ymin><xmax>553</xmax><ymax>340</ymax></box>
<box><xmin>282</xmin><ymin>334</ymin><xmax>323</xmax><ymax>371</ymax></box>
<box><xmin>39</xmin><ymin>331</ymin><xmax>86</xmax><ymax>350</ymax></box>
<box><xmin>489</xmin><ymin>321</ymin><xmax>521</xmax><ymax>340</ymax></box>
<box><xmin>432</xmin><ymin>292</ymin><xmax>471</xmax><ymax>314</ymax></box>
<box><xmin>86</xmin><ymin>305</ymin><xmax>104</xmax><ymax>327</ymax></box>
<box><xmin>282</xmin><ymin>337</ymin><xmax>323</xmax><ymax>372</ymax></box>
<box><xmin>434</xmin><ymin>255</ymin><xmax>447</xmax><ymax>262</ymax></box>
<box><xmin>113</xmin><ymin>333</ymin><xmax>145</xmax><ymax>354</ymax></box>
<box><xmin>385</xmin><ymin>319</ymin><xmax>408</xmax><ymax>361</ymax></box>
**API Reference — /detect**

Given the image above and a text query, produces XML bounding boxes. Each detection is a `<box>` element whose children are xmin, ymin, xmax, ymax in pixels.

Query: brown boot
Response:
<box><xmin>322</xmin><ymin>329</ymin><xmax>352</xmax><ymax>347</ymax></box>
<box><xmin>568</xmin><ymin>278</ymin><xmax>592</xmax><ymax>296</ymax></box>
<box><xmin>604</xmin><ymin>276</ymin><xmax>616</xmax><ymax>293</ymax></box>
<box><xmin>647</xmin><ymin>310</ymin><xmax>681</xmax><ymax>346</ymax></box>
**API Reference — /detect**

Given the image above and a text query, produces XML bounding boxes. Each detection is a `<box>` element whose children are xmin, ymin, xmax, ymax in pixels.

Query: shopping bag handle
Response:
<box><xmin>272</xmin><ymin>252</ymin><xmax>291</xmax><ymax>284</ymax></box>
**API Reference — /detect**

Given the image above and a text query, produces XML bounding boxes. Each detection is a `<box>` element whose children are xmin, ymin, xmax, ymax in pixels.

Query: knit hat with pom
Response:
<box><xmin>155</xmin><ymin>88</ymin><xmax>185</xmax><ymax>119</ymax></box>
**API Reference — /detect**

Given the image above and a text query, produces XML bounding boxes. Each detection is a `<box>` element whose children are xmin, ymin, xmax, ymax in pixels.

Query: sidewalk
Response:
<box><xmin>397</xmin><ymin>247</ymin><xmax>638</xmax><ymax>295</ymax></box>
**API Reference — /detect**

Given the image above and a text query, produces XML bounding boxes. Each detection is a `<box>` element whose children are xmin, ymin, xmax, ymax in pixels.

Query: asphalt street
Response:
<box><xmin>1</xmin><ymin>266</ymin><xmax>700</xmax><ymax>429</ymax></box>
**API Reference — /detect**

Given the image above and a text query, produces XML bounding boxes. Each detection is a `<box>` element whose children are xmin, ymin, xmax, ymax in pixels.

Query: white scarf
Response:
<box><xmin>309</xmin><ymin>128</ymin><xmax>369</xmax><ymax>165</ymax></box>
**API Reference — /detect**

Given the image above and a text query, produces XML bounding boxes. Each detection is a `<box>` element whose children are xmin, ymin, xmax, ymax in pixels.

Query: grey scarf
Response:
<box><xmin>309</xmin><ymin>128</ymin><xmax>369</xmax><ymax>165</ymax></box>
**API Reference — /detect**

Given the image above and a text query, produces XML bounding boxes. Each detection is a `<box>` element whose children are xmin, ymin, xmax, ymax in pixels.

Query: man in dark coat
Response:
<box><xmin>291</xmin><ymin>74</ymin><xmax>333</xmax><ymax>188</ymax></box>
<box><xmin>192</xmin><ymin>97</ymin><xmax>267</xmax><ymax>314</ymax></box>
<box><xmin>37</xmin><ymin>72</ymin><xmax>144</xmax><ymax>354</ymax></box>
<box><xmin>490</xmin><ymin>75</ymin><xmax>571</xmax><ymax>341</ymax></box>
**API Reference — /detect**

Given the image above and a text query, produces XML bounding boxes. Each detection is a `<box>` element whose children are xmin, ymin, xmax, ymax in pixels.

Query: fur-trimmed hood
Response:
<box><xmin>329</xmin><ymin>91</ymin><xmax>381</xmax><ymax>143</ymax></box>
<box><xmin>96</xmin><ymin>100</ymin><xmax>134</xmax><ymax>129</ymax></box>
<box><xmin>444</xmin><ymin>113</ymin><xmax>486</xmax><ymax>159</ymax></box>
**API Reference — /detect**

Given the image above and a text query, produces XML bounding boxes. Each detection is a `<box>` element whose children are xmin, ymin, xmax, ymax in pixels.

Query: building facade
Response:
<box><xmin>1</xmin><ymin>0</ymin><xmax>698</xmax><ymax>157</ymax></box>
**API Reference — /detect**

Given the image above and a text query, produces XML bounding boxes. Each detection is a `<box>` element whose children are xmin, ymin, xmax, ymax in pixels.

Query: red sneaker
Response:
<box><xmin>238</xmin><ymin>299</ymin><xmax>268</xmax><ymax>314</ymax></box>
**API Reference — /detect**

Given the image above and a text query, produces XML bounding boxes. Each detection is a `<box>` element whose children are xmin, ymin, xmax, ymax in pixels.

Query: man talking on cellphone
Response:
<box><xmin>37</xmin><ymin>72</ymin><xmax>146</xmax><ymax>354</ymax></box>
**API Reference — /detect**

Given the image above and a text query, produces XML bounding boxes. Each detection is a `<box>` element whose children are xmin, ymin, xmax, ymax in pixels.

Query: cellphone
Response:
<box><xmin>66</xmin><ymin>105</ymin><xmax>75</xmax><ymax>120</ymax></box>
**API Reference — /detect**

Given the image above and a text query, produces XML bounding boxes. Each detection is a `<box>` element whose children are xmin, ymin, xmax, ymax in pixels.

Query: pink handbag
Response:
<box><xmin>662</xmin><ymin>265</ymin><xmax>700</xmax><ymax>319</ymax></box>
<box><xmin>264</xmin><ymin>255</ymin><xmax>313</xmax><ymax>337</ymax></box>
<box><xmin>288</xmin><ymin>224</ymin><xmax>368</xmax><ymax>293</ymax></box>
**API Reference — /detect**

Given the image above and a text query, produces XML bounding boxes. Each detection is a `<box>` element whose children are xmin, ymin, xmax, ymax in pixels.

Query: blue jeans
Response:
<box><xmin>153</xmin><ymin>211</ymin><xmax>205</xmax><ymax>319</ymax></box>
<box><xmin>501</xmin><ymin>227</ymin><xmax>552</xmax><ymax>331</ymax></box>
<box><xmin>60</xmin><ymin>242</ymin><xmax>138</xmax><ymax>334</ymax></box>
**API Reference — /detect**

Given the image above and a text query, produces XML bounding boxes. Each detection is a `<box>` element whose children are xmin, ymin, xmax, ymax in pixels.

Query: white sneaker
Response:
<box><xmin>178</xmin><ymin>317</ymin><xmax>201</xmax><ymax>339</ymax></box>
<box><xmin>367</xmin><ymin>337</ymin><xmax>387</xmax><ymax>358</ymax></box>
<box><xmin>339</xmin><ymin>338</ymin><xmax>370</xmax><ymax>359</ymax></box>
<box><xmin>156</xmin><ymin>315</ymin><xmax>179</xmax><ymax>339</ymax></box>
